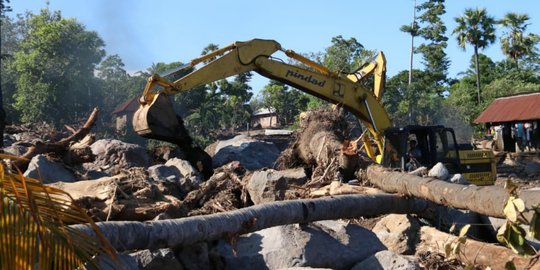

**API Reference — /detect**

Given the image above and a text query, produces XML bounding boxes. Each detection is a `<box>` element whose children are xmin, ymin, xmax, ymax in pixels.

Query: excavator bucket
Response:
<box><xmin>132</xmin><ymin>93</ymin><xmax>192</xmax><ymax>146</ymax></box>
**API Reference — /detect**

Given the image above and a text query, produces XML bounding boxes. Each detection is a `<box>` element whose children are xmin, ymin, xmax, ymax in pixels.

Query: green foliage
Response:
<box><xmin>496</xmin><ymin>181</ymin><xmax>538</xmax><ymax>257</ymax></box>
<box><xmin>259</xmin><ymin>80</ymin><xmax>309</xmax><ymax>127</ymax></box>
<box><xmin>416</xmin><ymin>0</ymin><xmax>450</xmax><ymax>86</ymax></box>
<box><xmin>453</xmin><ymin>8</ymin><xmax>497</xmax><ymax>104</ymax></box>
<box><xmin>499</xmin><ymin>12</ymin><xmax>540</xmax><ymax>67</ymax></box>
<box><xmin>323</xmin><ymin>35</ymin><xmax>371</xmax><ymax>74</ymax></box>
<box><xmin>11</xmin><ymin>8</ymin><xmax>105</xmax><ymax>125</ymax></box>
<box><xmin>384</xmin><ymin>69</ymin><xmax>445</xmax><ymax>126</ymax></box>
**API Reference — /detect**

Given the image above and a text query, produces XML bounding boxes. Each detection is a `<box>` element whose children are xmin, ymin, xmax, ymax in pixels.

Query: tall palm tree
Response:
<box><xmin>499</xmin><ymin>12</ymin><xmax>540</xmax><ymax>68</ymax></box>
<box><xmin>453</xmin><ymin>8</ymin><xmax>496</xmax><ymax>104</ymax></box>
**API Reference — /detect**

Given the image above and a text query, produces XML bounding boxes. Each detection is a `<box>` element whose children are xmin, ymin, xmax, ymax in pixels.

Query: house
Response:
<box><xmin>474</xmin><ymin>92</ymin><xmax>540</xmax><ymax>152</ymax></box>
<box><xmin>251</xmin><ymin>108</ymin><xmax>279</xmax><ymax>129</ymax></box>
<box><xmin>112</xmin><ymin>97</ymin><xmax>140</xmax><ymax>132</ymax></box>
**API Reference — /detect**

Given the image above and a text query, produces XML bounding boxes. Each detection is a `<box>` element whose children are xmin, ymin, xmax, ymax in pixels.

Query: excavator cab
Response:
<box><xmin>381</xmin><ymin>125</ymin><xmax>496</xmax><ymax>185</ymax></box>
<box><xmin>382</xmin><ymin>125</ymin><xmax>462</xmax><ymax>174</ymax></box>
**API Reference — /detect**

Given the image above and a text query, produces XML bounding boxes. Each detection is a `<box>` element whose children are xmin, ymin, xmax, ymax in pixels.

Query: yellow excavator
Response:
<box><xmin>133</xmin><ymin>39</ymin><xmax>496</xmax><ymax>185</ymax></box>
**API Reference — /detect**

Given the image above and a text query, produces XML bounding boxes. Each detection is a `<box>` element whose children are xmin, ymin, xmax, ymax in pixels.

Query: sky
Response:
<box><xmin>9</xmin><ymin>0</ymin><xmax>540</xmax><ymax>95</ymax></box>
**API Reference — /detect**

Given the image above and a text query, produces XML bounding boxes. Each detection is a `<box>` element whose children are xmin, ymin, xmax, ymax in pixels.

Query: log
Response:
<box><xmin>418</xmin><ymin>226</ymin><xmax>540</xmax><ymax>269</ymax></box>
<box><xmin>367</xmin><ymin>165</ymin><xmax>540</xmax><ymax>220</ymax></box>
<box><xmin>72</xmin><ymin>193</ymin><xmax>430</xmax><ymax>251</ymax></box>
<box><xmin>11</xmin><ymin>108</ymin><xmax>99</xmax><ymax>170</ymax></box>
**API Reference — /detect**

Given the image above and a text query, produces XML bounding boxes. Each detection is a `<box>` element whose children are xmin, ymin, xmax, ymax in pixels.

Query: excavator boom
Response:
<box><xmin>133</xmin><ymin>39</ymin><xmax>390</xmax><ymax>163</ymax></box>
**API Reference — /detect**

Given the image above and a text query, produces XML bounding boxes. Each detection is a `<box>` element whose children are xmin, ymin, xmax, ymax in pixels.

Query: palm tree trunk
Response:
<box><xmin>418</xmin><ymin>226</ymin><xmax>539</xmax><ymax>269</ymax></box>
<box><xmin>72</xmin><ymin>194</ymin><xmax>430</xmax><ymax>251</ymax></box>
<box><xmin>367</xmin><ymin>165</ymin><xmax>540</xmax><ymax>220</ymax></box>
<box><xmin>474</xmin><ymin>45</ymin><xmax>481</xmax><ymax>104</ymax></box>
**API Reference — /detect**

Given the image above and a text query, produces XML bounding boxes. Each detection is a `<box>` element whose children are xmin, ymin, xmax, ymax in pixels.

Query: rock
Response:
<box><xmin>247</xmin><ymin>168</ymin><xmax>308</xmax><ymax>204</ymax></box>
<box><xmin>165</xmin><ymin>158</ymin><xmax>200</xmax><ymax>180</ymax></box>
<box><xmin>98</xmin><ymin>253</ymin><xmax>139</xmax><ymax>270</ymax></box>
<box><xmin>279</xmin><ymin>267</ymin><xmax>332</xmax><ymax>270</ymax></box>
<box><xmin>372</xmin><ymin>214</ymin><xmax>420</xmax><ymax>255</ymax></box>
<box><xmin>129</xmin><ymin>249</ymin><xmax>182</xmax><ymax>270</ymax></box>
<box><xmin>449</xmin><ymin>174</ymin><xmax>468</xmax><ymax>185</ymax></box>
<box><xmin>176</xmin><ymin>242</ymin><xmax>210</xmax><ymax>270</ymax></box>
<box><xmin>427</xmin><ymin>162</ymin><xmax>449</xmax><ymax>180</ymax></box>
<box><xmin>23</xmin><ymin>154</ymin><xmax>77</xmax><ymax>183</ymax></box>
<box><xmin>524</xmin><ymin>160</ymin><xmax>540</xmax><ymax>176</ymax></box>
<box><xmin>165</xmin><ymin>158</ymin><xmax>203</xmax><ymax>192</ymax></box>
<box><xmin>437</xmin><ymin>207</ymin><xmax>493</xmax><ymax>241</ymax></box>
<box><xmin>2</xmin><ymin>143</ymin><xmax>28</xmax><ymax>156</ymax></box>
<box><xmin>351</xmin><ymin>250</ymin><xmax>419</xmax><ymax>270</ymax></box>
<box><xmin>213</xmin><ymin>220</ymin><xmax>385</xmax><ymax>270</ymax></box>
<box><xmin>408</xmin><ymin>166</ymin><xmax>427</xmax><ymax>177</ymax></box>
<box><xmin>212</xmin><ymin>135</ymin><xmax>280</xmax><ymax>170</ymax></box>
<box><xmin>90</xmin><ymin>139</ymin><xmax>150</xmax><ymax>173</ymax></box>
<box><xmin>148</xmin><ymin>164</ymin><xmax>182</xmax><ymax>183</ymax></box>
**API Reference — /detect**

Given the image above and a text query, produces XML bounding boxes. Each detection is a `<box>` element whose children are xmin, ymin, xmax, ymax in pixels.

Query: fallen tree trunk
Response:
<box><xmin>12</xmin><ymin>108</ymin><xmax>99</xmax><ymax>170</ymax></box>
<box><xmin>72</xmin><ymin>193</ymin><xmax>430</xmax><ymax>251</ymax></box>
<box><xmin>367</xmin><ymin>165</ymin><xmax>540</xmax><ymax>220</ymax></box>
<box><xmin>418</xmin><ymin>226</ymin><xmax>540</xmax><ymax>269</ymax></box>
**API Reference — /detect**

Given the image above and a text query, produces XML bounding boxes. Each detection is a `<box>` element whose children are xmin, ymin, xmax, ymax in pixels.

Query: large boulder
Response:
<box><xmin>351</xmin><ymin>250</ymin><xmax>419</xmax><ymax>270</ymax></box>
<box><xmin>372</xmin><ymin>214</ymin><xmax>420</xmax><ymax>255</ymax></box>
<box><xmin>213</xmin><ymin>220</ymin><xmax>386</xmax><ymax>270</ymax></box>
<box><xmin>23</xmin><ymin>154</ymin><xmax>77</xmax><ymax>183</ymax></box>
<box><xmin>247</xmin><ymin>168</ymin><xmax>308</xmax><ymax>204</ymax></box>
<box><xmin>524</xmin><ymin>160</ymin><xmax>540</xmax><ymax>177</ymax></box>
<box><xmin>90</xmin><ymin>139</ymin><xmax>150</xmax><ymax>173</ymax></box>
<box><xmin>147</xmin><ymin>158</ymin><xmax>203</xmax><ymax>196</ymax></box>
<box><xmin>129</xmin><ymin>249</ymin><xmax>182</xmax><ymax>270</ymax></box>
<box><xmin>212</xmin><ymin>135</ymin><xmax>280</xmax><ymax>170</ymax></box>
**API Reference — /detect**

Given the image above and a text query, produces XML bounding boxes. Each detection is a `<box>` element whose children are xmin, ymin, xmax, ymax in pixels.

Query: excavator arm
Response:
<box><xmin>133</xmin><ymin>39</ymin><xmax>391</xmax><ymax>163</ymax></box>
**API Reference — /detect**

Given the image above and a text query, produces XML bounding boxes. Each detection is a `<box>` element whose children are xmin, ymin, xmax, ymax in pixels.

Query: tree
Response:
<box><xmin>323</xmin><ymin>35</ymin><xmax>367</xmax><ymax>74</ymax></box>
<box><xmin>399</xmin><ymin>0</ymin><xmax>420</xmax><ymax>85</ymax></box>
<box><xmin>415</xmin><ymin>0</ymin><xmax>449</xmax><ymax>87</ymax></box>
<box><xmin>384</xmin><ymin>70</ymin><xmax>444</xmax><ymax>125</ymax></box>
<box><xmin>11</xmin><ymin>8</ymin><xmax>105</xmax><ymax>125</ymax></box>
<box><xmin>452</xmin><ymin>8</ymin><xmax>496</xmax><ymax>104</ymax></box>
<box><xmin>73</xmin><ymin>193</ymin><xmax>429</xmax><ymax>252</ymax></box>
<box><xmin>499</xmin><ymin>12</ymin><xmax>540</xmax><ymax>68</ymax></box>
<box><xmin>0</xmin><ymin>0</ymin><xmax>14</xmax><ymax>146</ymax></box>
<box><xmin>259</xmin><ymin>80</ymin><xmax>308</xmax><ymax>127</ymax></box>
<box><xmin>96</xmin><ymin>55</ymin><xmax>130</xmax><ymax>115</ymax></box>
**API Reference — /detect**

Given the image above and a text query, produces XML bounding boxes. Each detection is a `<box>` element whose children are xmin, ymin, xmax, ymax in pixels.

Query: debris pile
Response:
<box><xmin>3</xmin><ymin>108</ymin><xmax>540</xmax><ymax>270</ymax></box>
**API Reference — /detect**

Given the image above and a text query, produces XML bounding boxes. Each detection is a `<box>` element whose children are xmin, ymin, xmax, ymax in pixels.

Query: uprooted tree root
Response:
<box><xmin>275</xmin><ymin>107</ymin><xmax>361</xmax><ymax>188</ymax></box>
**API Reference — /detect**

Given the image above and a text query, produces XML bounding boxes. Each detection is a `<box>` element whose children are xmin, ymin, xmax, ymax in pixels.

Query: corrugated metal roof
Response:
<box><xmin>474</xmin><ymin>92</ymin><xmax>540</xmax><ymax>123</ymax></box>
<box><xmin>253</xmin><ymin>108</ymin><xmax>276</xmax><ymax>116</ymax></box>
<box><xmin>112</xmin><ymin>97</ymin><xmax>140</xmax><ymax>115</ymax></box>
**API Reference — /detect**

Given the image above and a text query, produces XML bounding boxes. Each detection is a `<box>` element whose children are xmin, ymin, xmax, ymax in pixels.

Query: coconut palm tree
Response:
<box><xmin>0</xmin><ymin>160</ymin><xmax>118</xmax><ymax>269</ymax></box>
<box><xmin>499</xmin><ymin>12</ymin><xmax>540</xmax><ymax>68</ymax></box>
<box><xmin>453</xmin><ymin>8</ymin><xmax>496</xmax><ymax>104</ymax></box>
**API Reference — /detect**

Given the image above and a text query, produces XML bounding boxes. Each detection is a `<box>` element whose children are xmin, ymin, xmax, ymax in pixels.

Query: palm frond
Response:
<box><xmin>0</xmin><ymin>163</ymin><xmax>119</xmax><ymax>270</ymax></box>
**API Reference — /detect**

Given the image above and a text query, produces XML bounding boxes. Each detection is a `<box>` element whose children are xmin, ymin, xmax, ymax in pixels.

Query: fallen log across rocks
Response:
<box><xmin>367</xmin><ymin>165</ymin><xmax>540</xmax><ymax>220</ymax></box>
<box><xmin>72</xmin><ymin>193</ymin><xmax>431</xmax><ymax>252</ymax></box>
